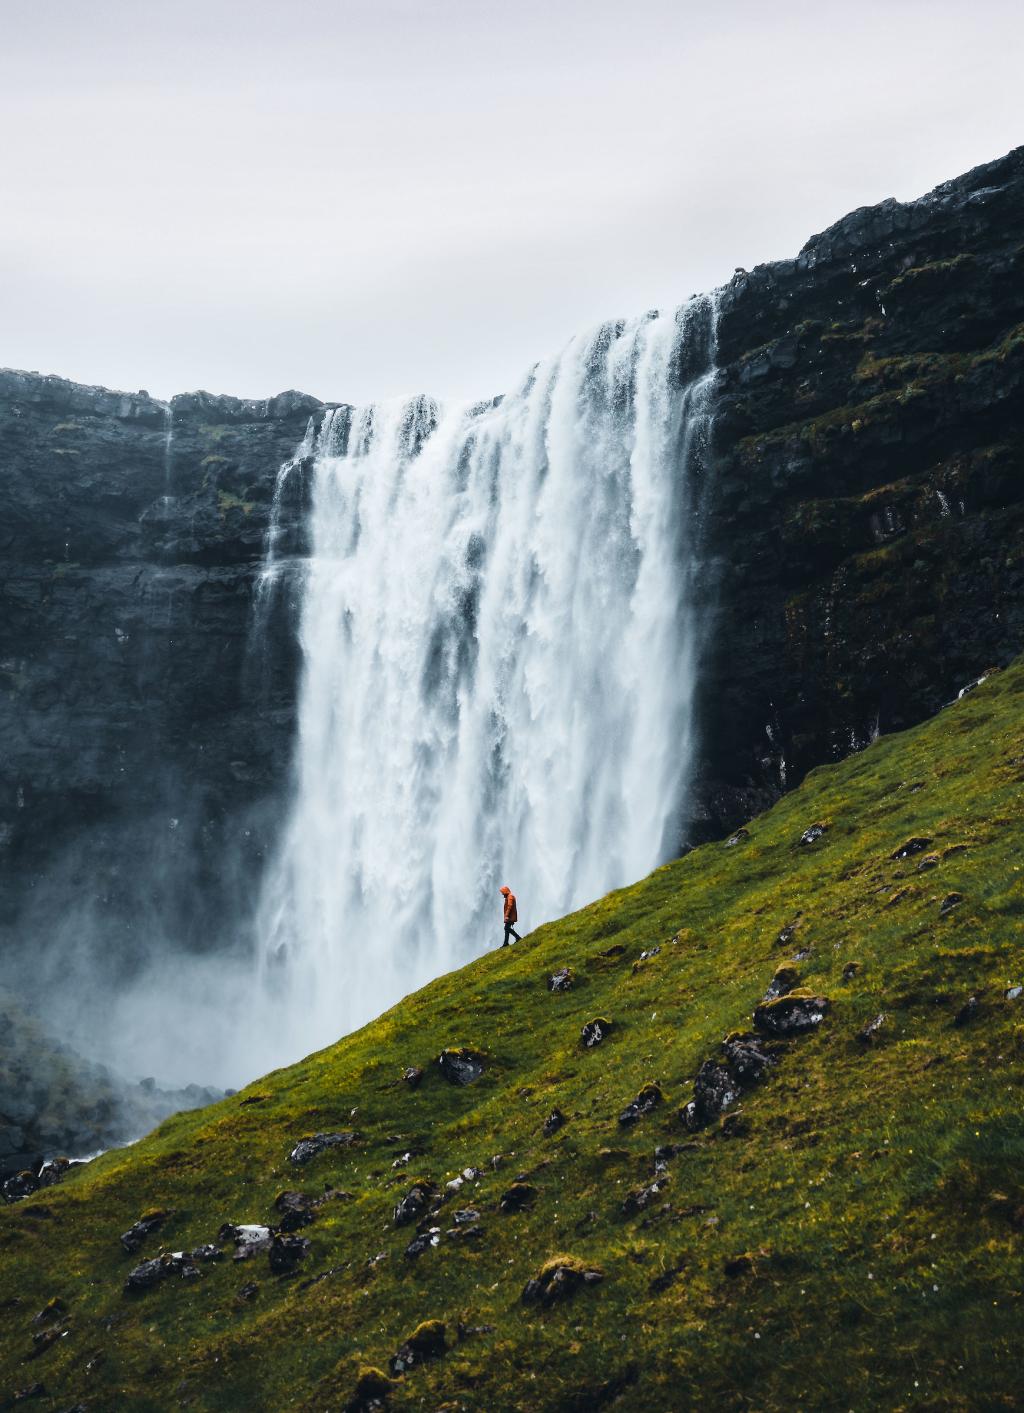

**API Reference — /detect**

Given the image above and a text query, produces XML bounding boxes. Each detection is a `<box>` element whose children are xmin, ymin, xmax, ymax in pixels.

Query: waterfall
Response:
<box><xmin>253</xmin><ymin>296</ymin><xmax>718</xmax><ymax>1064</ymax></box>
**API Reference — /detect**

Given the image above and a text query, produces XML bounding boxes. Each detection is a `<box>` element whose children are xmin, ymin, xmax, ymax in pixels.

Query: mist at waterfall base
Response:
<box><xmin>16</xmin><ymin>297</ymin><xmax>718</xmax><ymax>1102</ymax></box>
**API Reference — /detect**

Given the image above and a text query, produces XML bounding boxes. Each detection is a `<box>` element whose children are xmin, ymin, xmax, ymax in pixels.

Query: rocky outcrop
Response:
<box><xmin>692</xmin><ymin>145</ymin><xmax>1024</xmax><ymax>832</ymax></box>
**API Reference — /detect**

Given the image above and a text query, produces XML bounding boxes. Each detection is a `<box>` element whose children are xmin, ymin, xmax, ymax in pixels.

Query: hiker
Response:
<box><xmin>500</xmin><ymin>885</ymin><xmax>521</xmax><ymax>947</ymax></box>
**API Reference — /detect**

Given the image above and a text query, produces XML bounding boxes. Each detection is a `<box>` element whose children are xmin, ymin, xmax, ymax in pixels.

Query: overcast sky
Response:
<box><xmin>1</xmin><ymin>0</ymin><xmax>1021</xmax><ymax>405</ymax></box>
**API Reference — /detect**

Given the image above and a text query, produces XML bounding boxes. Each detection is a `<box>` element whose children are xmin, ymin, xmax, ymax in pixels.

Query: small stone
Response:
<box><xmin>798</xmin><ymin>822</ymin><xmax>828</xmax><ymax>846</ymax></box>
<box><xmin>543</xmin><ymin>1109</ymin><xmax>566</xmax><ymax>1137</ymax></box>
<box><xmin>393</xmin><ymin>1181</ymin><xmax>437</xmax><ymax>1227</ymax></box>
<box><xmin>617</xmin><ymin>1083</ymin><xmax>664</xmax><ymax>1126</ymax></box>
<box><xmin>916</xmin><ymin>854</ymin><xmax>941</xmax><ymax>872</ymax></box>
<box><xmin>842</xmin><ymin>961</ymin><xmax>861</xmax><ymax>980</ymax></box>
<box><xmin>451</xmin><ymin>1207</ymin><xmax>481</xmax><ymax>1225</ymax></box>
<box><xmin>521</xmin><ymin>1257</ymin><xmax>603</xmax><ymax>1307</ymax></box>
<box><xmin>437</xmin><ymin>1049</ymin><xmax>484</xmax><ymax>1085</ymax></box>
<box><xmin>2</xmin><ymin>1171</ymin><xmax>38</xmax><ymax>1203</ymax></box>
<box><xmin>753</xmin><ymin>990</ymin><xmax>830</xmax><ymax>1037</ymax></box>
<box><xmin>402</xmin><ymin>1066</ymin><xmax>424</xmax><ymax>1089</ymax></box>
<box><xmin>857</xmin><ymin>1013</ymin><xmax>886</xmax><ymax>1046</ymax></box>
<box><xmin>725</xmin><ymin>828</ymin><xmax>749</xmax><ymax>847</ymax></box>
<box><xmin>581</xmin><ymin>1017</ymin><xmax>613</xmax><ymax>1048</ymax></box>
<box><xmin>289</xmin><ymin>1132</ymin><xmax>358</xmax><ymax>1165</ymax></box>
<box><xmin>388</xmin><ymin>1319</ymin><xmax>447</xmax><ymax>1375</ymax></box>
<box><xmin>622</xmin><ymin>1177</ymin><xmax>668</xmax><ymax>1215</ymax></box>
<box><xmin>268</xmin><ymin>1232</ymin><xmax>310</xmax><ymax>1274</ymax></box>
<box><xmin>403</xmin><ymin>1228</ymin><xmax>441</xmax><ymax>1260</ymax></box>
<box><xmin>120</xmin><ymin>1210</ymin><xmax>167</xmax><ymax>1254</ymax></box>
<box><xmin>891</xmin><ymin>837</ymin><xmax>933</xmax><ymax>860</ymax></box>
<box><xmin>682</xmin><ymin>1061</ymin><xmax>740</xmax><ymax>1131</ymax></box>
<box><xmin>499</xmin><ymin>1182</ymin><xmax>537</xmax><ymax>1213</ymax></box>
<box><xmin>237</xmin><ymin>1280</ymin><xmax>259</xmax><ymax>1300</ymax></box>
<box><xmin>954</xmin><ymin>995</ymin><xmax>980</xmax><ymax>1027</ymax></box>
<box><xmin>940</xmin><ymin>892</ymin><xmax>964</xmax><ymax>916</ymax></box>
<box><xmin>764</xmin><ymin>965</ymin><xmax>799</xmax><ymax>1000</ymax></box>
<box><xmin>36</xmin><ymin>1158</ymin><xmax>70</xmax><ymax>1189</ymax></box>
<box><xmin>548</xmin><ymin>967</ymin><xmax>574</xmax><ymax>993</ymax></box>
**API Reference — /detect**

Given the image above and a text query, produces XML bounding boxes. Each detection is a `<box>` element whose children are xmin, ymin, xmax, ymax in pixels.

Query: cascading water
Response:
<box><xmin>253</xmin><ymin>295</ymin><xmax>717</xmax><ymax>1065</ymax></box>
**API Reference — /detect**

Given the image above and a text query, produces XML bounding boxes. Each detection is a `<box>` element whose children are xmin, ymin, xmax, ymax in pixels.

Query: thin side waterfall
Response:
<box><xmin>252</xmin><ymin>296</ymin><xmax>718</xmax><ymax>1067</ymax></box>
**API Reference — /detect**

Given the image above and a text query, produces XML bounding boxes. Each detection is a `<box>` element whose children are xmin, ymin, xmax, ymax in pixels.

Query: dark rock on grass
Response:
<box><xmin>725</xmin><ymin>828</ymin><xmax>749</xmax><ymax>847</ymax></box>
<box><xmin>451</xmin><ymin>1207</ymin><xmax>481</xmax><ymax>1225</ymax></box>
<box><xmin>123</xmin><ymin>1250</ymin><xmax>201</xmax><ymax>1293</ymax></box>
<box><xmin>401</xmin><ymin>1066</ymin><xmax>423</xmax><ymax>1089</ymax></box>
<box><xmin>753</xmin><ymin>989</ymin><xmax>830</xmax><ymax>1037</ymax></box>
<box><xmin>120</xmin><ymin>1209</ymin><xmax>168</xmax><ymax>1255</ymax></box>
<box><xmin>891</xmin><ymin>836</ymin><xmax>933</xmax><ymax>859</ymax></box>
<box><xmin>633</xmin><ymin>946</ymin><xmax>661</xmax><ymax>972</ymax></box>
<box><xmin>724</xmin><ymin>1253</ymin><xmax>756</xmax><ymax>1278</ymax></box>
<box><xmin>954</xmin><ymin>995</ymin><xmax>981</xmax><ymax>1027</ymax></box>
<box><xmin>798</xmin><ymin>822</ymin><xmax>828</xmax><ymax>846</ymax></box>
<box><xmin>31</xmin><ymin>1298</ymin><xmax>66</xmax><ymax>1326</ymax></box>
<box><xmin>916</xmin><ymin>853</ymin><xmax>941</xmax><ymax>871</ymax></box>
<box><xmin>344</xmin><ymin>1365</ymin><xmax>397</xmax><ymax>1413</ymax></box>
<box><xmin>219</xmin><ymin>1223</ymin><xmax>273</xmax><ymax>1259</ymax></box>
<box><xmin>499</xmin><ymin>1182</ymin><xmax>537</xmax><ymax>1213</ymax></box>
<box><xmin>682</xmin><ymin>1061</ymin><xmax>741</xmax><ymax>1131</ymax></box>
<box><xmin>622</xmin><ymin>1177</ymin><xmax>669</xmax><ymax>1215</ymax></box>
<box><xmin>617</xmin><ymin>1082</ymin><xmax>664</xmax><ymax>1126</ymax></box>
<box><xmin>268</xmin><ymin>1232</ymin><xmax>310</xmax><ymax>1274</ymax></box>
<box><xmin>36</xmin><ymin>1158</ymin><xmax>70</xmax><ymax>1189</ymax></box>
<box><xmin>388</xmin><ymin>1318</ymin><xmax>448</xmax><ymax>1375</ymax></box>
<box><xmin>581</xmin><ymin>1016</ymin><xmax>613</xmax><ymax>1048</ymax></box>
<box><xmin>437</xmin><ymin>1048</ymin><xmax>485</xmax><ymax>1085</ymax></box>
<box><xmin>403</xmin><ymin>1227</ymin><xmax>441</xmax><ymax>1260</ymax></box>
<box><xmin>393</xmin><ymin>1181</ymin><xmax>437</xmax><ymax>1227</ymax></box>
<box><xmin>289</xmin><ymin>1131</ymin><xmax>358</xmax><ymax>1165</ymax></box>
<box><xmin>650</xmin><ymin>1262</ymin><xmax>686</xmax><ymax>1294</ymax></box>
<box><xmin>456</xmin><ymin>1320</ymin><xmax>495</xmax><ymax>1339</ymax></box>
<box><xmin>274</xmin><ymin>1190</ymin><xmax>319</xmax><ymax>1223</ymax></box>
<box><xmin>857</xmin><ymin>1013</ymin><xmax>886</xmax><ymax>1046</ymax></box>
<box><xmin>721</xmin><ymin>1032</ymin><xmax>775</xmax><ymax>1085</ymax></box>
<box><xmin>599</xmin><ymin>943</ymin><xmax>626</xmax><ymax>957</ymax></box>
<box><xmin>238</xmin><ymin>1281</ymin><xmax>259</xmax><ymax>1301</ymax></box>
<box><xmin>940</xmin><ymin>892</ymin><xmax>965</xmax><ymax>916</ymax></box>
<box><xmin>654</xmin><ymin>1142</ymin><xmax>699</xmax><ymax>1164</ymax></box>
<box><xmin>190</xmin><ymin>1244</ymin><xmax>223</xmax><ymax>1262</ymax></box>
<box><xmin>521</xmin><ymin>1255</ymin><xmax>604</xmax><ymax>1308</ymax></box>
<box><xmin>543</xmin><ymin>1108</ymin><xmax>566</xmax><ymax>1137</ymax></box>
<box><xmin>548</xmin><ymin>967</ymin><xmax>574</xmax><ymax>993</ymax></box>
<box><xmin>28</xmin><ymin>1326</ymin><xmax>65</xmax><ymax>1359</ymax></box>
<box><xmin>842</xmin><ymin>961</ymin><xmax>862</xmax><ymax>980</ymax></box>
<box><xmin>2</xmin><ymin>1171</ymin><xmax>39</xmax><ymax>1203</ymax></box>
<box><xmin>764</xmin><ymin>965</ymin><xmax>799</xmax><ymax>1000</ymax></box>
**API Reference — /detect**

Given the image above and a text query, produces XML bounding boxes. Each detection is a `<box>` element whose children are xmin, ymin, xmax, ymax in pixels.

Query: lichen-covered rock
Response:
<box><xmin>725</xmin><ymin>828</ymin><xmax>750</xmax><ymax>847</ymax></box>
<box><xmin>581</xmin><ymin>1017</ymin><xmax>613</xmax><ymax>1048</ymax></box>
<box><xmin>393</xmin><ymin>1181</ymin><xmax>437</xmax><ymax>1227</ymax></box>
<box><xmin>273</xmin><ymin>1190</ymin><xmax>319</xmax><ymax>1232</ymax></box>
<box><xmin>548</xmin><ymin>967</ymin><xmax>574</xmax><ymax>993</ymax></box>
<box><xmin>219</xmin><ymin>1223</ymin><xmax>273</xmax><ymax>1259</ymax></box>
<box><xmin>401</xmin><ymin>1066</ymin><xmax>423</xmax><ymax>1089</ymax></box>
<box><xmin>753</xmin><ymin>989</ymin><xmax>830</xmax><ymax>1037</ymax></box>
<box><xmin>288</xmin><ymin>1131</ymin><xmax>358</xmax><ymax>1165</ymax></box>
<box><xmin>721</xmin><ymin>1032</ymin><xmax>775</xmax><ymax>1085</ymax></box>
<box><xmin>120</xmin><ymin>1210</ymin><xmax>168</xmax><ymax>1254</ymax></box>
<box><xmin>617</xmin><ymin>1083</ymin><xmax>664</xmax><ymax>1126</ymax></box>
<box><xmin>521</xmin><ymin>1255</ymin><xmax>604</xmax><ymax>1307</ymax></box>
<box><xmin>682</xmin><ymin>1061</ymin><xmax>740</xmax><ymax>1131</ymax></box>
<box><xmin>123</xmin><ymin>1250</ymin><xmax>200</xmax><ymax>1293</ymax></box>
<box><xmin>388</xmin><ymin>1319</ymin><xmax>447</xmax><ymax>1375</ymax></box>
<box><xmin>764</xmin><ymin>965</ymin><xmax>799</xmax><ymax>1000</ymax></box>
<box><xmin>437</xmin><ymin>1049</ymin><xmax>484</xmax><ymax>1085</ymax></box>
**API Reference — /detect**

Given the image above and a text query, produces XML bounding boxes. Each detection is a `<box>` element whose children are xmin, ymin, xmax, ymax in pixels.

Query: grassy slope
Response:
<box><xmin>2</xmin><ymin>665</ymin><xmax>1023</xmax><ymax>1412</ymax></box>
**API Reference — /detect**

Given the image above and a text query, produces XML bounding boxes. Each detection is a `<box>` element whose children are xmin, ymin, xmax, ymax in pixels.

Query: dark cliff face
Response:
<box><xmin>690</xmin><ymin>145</ymin><xmax>1024</xmax><ymax>834</ymax></box>
<box><xmin>0</xmin><ymin>377</ymin><xmax>330</xmax><ymax>982</ymax></box>
<box><xmin>1</xmin><ymin>147</ymin><xmax>1022</xmax><ymax>1065</ymax></box>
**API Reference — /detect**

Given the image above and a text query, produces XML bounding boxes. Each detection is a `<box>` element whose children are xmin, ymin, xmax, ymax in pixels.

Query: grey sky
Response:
<box><xmin>1</xmin><ymin>0</ymin><xmax>1021</xmax><ymax>405</ymax></box>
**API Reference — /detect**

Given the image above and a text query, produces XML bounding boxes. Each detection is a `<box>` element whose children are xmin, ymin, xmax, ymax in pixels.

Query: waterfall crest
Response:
<box><xmin>255</xmin><ymin>297</ymin><xmax>717</xmax><ymax>1062</ymax></box>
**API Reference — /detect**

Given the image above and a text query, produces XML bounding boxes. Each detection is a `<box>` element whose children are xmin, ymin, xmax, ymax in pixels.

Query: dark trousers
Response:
<box><xmin>502</xmin><ymin>922</ymin><xmax>521</xmax><ymax>946</ymax></box>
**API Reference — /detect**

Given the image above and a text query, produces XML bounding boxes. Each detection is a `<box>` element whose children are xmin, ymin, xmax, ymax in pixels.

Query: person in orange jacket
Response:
<box><xmin>500</xmin><ymin>886</ymin><xmax>521</xmax><ymax>947</ymax></box>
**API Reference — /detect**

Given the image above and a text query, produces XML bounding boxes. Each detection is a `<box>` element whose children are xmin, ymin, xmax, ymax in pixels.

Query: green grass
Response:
<box><xmin>2</xmin><ymin>664</ymin><xmax>1023</xmax><ymax>1411</ymax></box>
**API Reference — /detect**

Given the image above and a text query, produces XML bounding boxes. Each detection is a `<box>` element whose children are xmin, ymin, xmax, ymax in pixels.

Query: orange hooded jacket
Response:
<box><xmin>500</xmin><ymin>886</ymin><xmax>517</xmax><ymax>925</ymax></box>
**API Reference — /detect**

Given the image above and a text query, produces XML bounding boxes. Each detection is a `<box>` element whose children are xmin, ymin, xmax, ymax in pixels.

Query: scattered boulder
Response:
<box><xmin>721</xmin><ymin>1032</ymin><xmax>775</xmax><ymax>1085</ymax></box>
<box><xmin>437</xmin><ymin>1049</ymin><xmax>484</xmax><ymax>1085</ymax></box>
<box><xmin>274</xmin><ymin>1191</ymin><xmax>319</xmax><ymax>1232</ymax></box>
<box><xmin>36</xmin><ymin>1158</ymin><xmax>70</xmax><ymax>1189</ymax></box>
<box><xmin>622</xmin><ymin>1177</ymin><xmax>669</xmax><ymax>1215</ymax></box>
<box><xmin>499</xmin><ymin>1182</ymin><xmax>537</xmax><ymax>1213</ymax></box>
<box><xmin>238</xmin><ymin>1281</ymin><xmax>259</xmax><ymax>1302</ymax></box>
<box><xmin>764</xmin><ymin>965</ymin><xmax>799</xmax><ymax>1001</ymax></box>
<box><xmin>403</xmin><ymin>1228</ymin><xmax>441</xmax><ymax>1260</ymax></box>
<box><xmin>219</xmin><ymin>1223</ymin><xmax>273</xmax><ymax>1260</ymax></box>
<box><xmin>954</xmin><ymin>995</ymin><xmax>980</xmax><ymax>1027</ymax></box>
<box><xmin>753</xmin><ymin>989</ymin><xmax>830</xmax><ymax>1037</ymax></box>
<box><xmin>451</xmin><ymin>1207</ymin><xmax>481</xmax><ymax>1225</ymax></box>
<box><xmin>617</xmin><ymin>1083</ymin><xmax>664</xmax><ymax>1126</ymax></box>
<box><xmin>682</xmin><ymin>1061</ymin><xmax>740</xmax><ymax>1131</ymax></box>
<box><xmin>857</xmin><ymin>1013</ymin><xmax>886</xmax><ymax>1046</ymax></box>
<box><xmin>891</xmin><ymin>837</ymin><xmax>933</xmax><ymax>859</ymax></box>
<box><xmin>798</xmin><ymin>823</ymin><xmax>828</xmax><ymax>846</ymax></box>
<box><xmin>2</xmin><ymin>1170</ymin><xmax>38</xmax><ymax>1203</ymax></box>
<box><xmin>581</xmin><ymin>1017</ymin><xmax>613</xmax><ymax>1048</ymax></box>
<box><xmin>268</xmin><ymin>1233</ymin><xmax>310</xmax><ymax>1274</ymax></box>
<box><xmin>402</xmin><ymin>1066</ymin><xmax>424</xmax><ymax>1089</ymax></box>
<box><xmin>389</xmin><ymin>1319</ymin><xmax>447</xmax><ymax>1375</ymax></box>
<box><xmin>123</xmin><ymin>1251</ymin><xmax>200</xmax><ymax>1293</ymax></box>
<box><xmin>548</xmin><ymin>967</ymin><xmax>574</xmax><ymax>993</ymax></box>
<box><xmin>522</xmin><ymin>1255</ymin><xmax>604</xmax><ymax>1308</ymax></box>
<box><xmin>393</xmin><ymin>1181</ymin><xmax>437</xmax><ymax>1227</ymax></box>
<box><xmin>940</xmin><ymin>892</ymin><xmax>965</xmax><ymax>916</ymax></box>
<box><xmin>344</xmin><ymin>1365</ymin><xmax>396</xmax><ymax>1413</ymax></box>
<box><xmin>289</xmin><ymin>1132</ymin><xmax>358</xmax><ymax>1165</ymax></box>
<box><xmin>916</xmin><ymin>853</ymin><xmax>941</xmax><ymax>872</ymax></box>
<box><xmin>725</xmin><ymin>828</ymin><xmax>749</xmax><ymax>847</ymax></box>
<box><xmin>543</xmin><ymin>1109</ymin><xmax>566</xmax><ymax>1137</ymax></box>
<box><xmin>120</xmin><ymin>1210</ymin><xmax>168</xmax><ymax>1255</ymax></box>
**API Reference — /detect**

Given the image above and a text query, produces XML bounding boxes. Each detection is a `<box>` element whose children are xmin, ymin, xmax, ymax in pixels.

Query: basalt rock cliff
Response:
<box><xmin>1</xmin><ymin>146</ymin><xmax>1023</xmax><ymax>1077</ymax></box>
